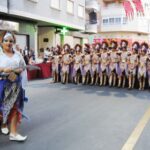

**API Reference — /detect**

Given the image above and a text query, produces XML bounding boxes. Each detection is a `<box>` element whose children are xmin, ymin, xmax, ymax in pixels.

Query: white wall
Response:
<box><xmin>19</xmin><ymin>22</ymin><xmax>36</xmax><ymax>49</ymax></box>
<box><xmin>38</xmin><ymin>27</ymin><xmax>89</xmax><ymax>50</ymax></box>
<box><xmin>9</xmin><ymin>0</ymin><xmax>85</xmax><ymax>30</ymax></box>
<box><xmin>55</xmin><ymin>34</ymin><xmax>61</xmax><ymax>46</ymax></box>
<box><xmin>101</xmin><ymin>3</ymin><xmax>125</xmax><ymax>17</ymax></box>
<box><xmin>100</xmin><ymin>1</ymin><xmax>150</xmax><ymax>34</ymax></box>
<box><xmin>83</xmin><ymin>38</ymin><xmax>89</xmax><ymax>45</ymax></box>
<box><xmin>73</xmin><ymin>37</ymin><xmax>81</xmax><ymax>46</ymax></box>
<box><xmin>99</xmin><ymin>32</ymin><xmax>149</xmax><ymax>42</ymax></box>
<box><xmin>64</xmin><ymin>36</ymin><xmax>74</xmax><ymax>48</ymax></box>
<box><xmin>15</xmin><ymin>34</ymin><xmax>27</xmax><ymax>50</ymax></box>
<box><xmin>38</xmin><ymin>27</ymin><xmax>55</xmax><ymax>49</ymax></box>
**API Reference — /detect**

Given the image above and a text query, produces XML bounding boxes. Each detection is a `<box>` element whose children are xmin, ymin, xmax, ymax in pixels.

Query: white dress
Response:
<box><xmin>0</xmin><ymin>52</ymin><xmax>27</xmax><ymax>87</ymax></box>
<box><xmin>0</xmin><ymin>53</ymin><xmax>24</xmax><ymax>69</ymax></box>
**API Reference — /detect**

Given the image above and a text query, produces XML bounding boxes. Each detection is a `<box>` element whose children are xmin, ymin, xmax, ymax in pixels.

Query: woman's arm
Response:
<box><xmin>0</xmin><ymin>68</ymin><xmax>4</xmax><ymax>72</ymax></box>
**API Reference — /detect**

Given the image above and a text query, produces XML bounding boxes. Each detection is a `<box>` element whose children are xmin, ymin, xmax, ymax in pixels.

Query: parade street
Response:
<box><xmin>1</xmin><ymin>79</ymin><xmax>150</xmax><ymax>150</ymax></box>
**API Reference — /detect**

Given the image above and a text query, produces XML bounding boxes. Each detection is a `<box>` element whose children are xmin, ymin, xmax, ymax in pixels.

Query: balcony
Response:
<box><xmin>100</xmin><ymin>19</ymin><xmax>149</xmax><ymax>34</ymax></box>
<box><xmin>85</xmin><ymin>0</ymin><xmax>100</xmax><ymax>12</ymax></box>
<box><xmin>85</xmin><ymin>23</ymin><xmax>98</xmax><ymax>34</ymax></box>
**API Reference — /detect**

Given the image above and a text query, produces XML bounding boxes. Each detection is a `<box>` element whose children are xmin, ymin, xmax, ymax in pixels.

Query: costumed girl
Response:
<box><xmin>61</xmin><ymin>44</ymin><xmax>72</xmax><ymax>84</ymax></box>
<box><xmin>127</xmin><ymin>41</ymin><xmax>139</xmax><ymax>89</ymax></box>
<box><xmin>147</xmin><ymin>48</ymin><xmax>150</xmax><ymax>89</ymax></box>
<box><xmin>81</xmin><ymin>44</ymin><xmax>91</xmax><ymax>85</ymax></box>
<box><xmin>108</xmin><ymin>40</ymin><xmax>118</xmax><ymax>87</ymax></box>
<box><xmin>117</xmin><ymin>40</ymin><xmax>129</xmax><ymax>88</ymax></box>
<box><xmin>99</xmin><ymin>41</ymin><xmax>109</xmax><ymax>86</ymax></box>
<box><xmin>90</xmin><ymin>43</ymin><xmax>101</xmax><ymax>85</ymax></box>
<box><xmin>52</xmin><ymin>45</ymin><xmax>62</xmax><ymax>83</ymax></box>
<box><xmin>72</xmin><ymin>44</ymin><xmax>82</xmax><ymax>84</ymax></box>
<box><xmin>138</xmin><ymin>42</ymin><xmax>149</xmax><ymax>90</ymax></box>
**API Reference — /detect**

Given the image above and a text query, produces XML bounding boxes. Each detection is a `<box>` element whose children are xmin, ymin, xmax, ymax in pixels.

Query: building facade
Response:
<box><xmin>0</xmin><ymin>0</ymin><xmax>91</xmax><ymax>58</ymax></box>
<box><xmin>93</xmin><ymin>0</ymin><xmax>150</xmax><ymax>44</ymax></box>
<box><xmin>85</xmin><ymin>0</ymin><xmax>100</xmax><ymax>34</ymax></box>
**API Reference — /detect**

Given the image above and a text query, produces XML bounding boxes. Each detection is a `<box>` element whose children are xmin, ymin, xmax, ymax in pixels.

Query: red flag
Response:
<box><xmin>132</xmin><ymin>0</ymin><xmax>144</xmax><ymax>15</ymax></box>
<box><xmin>123</xmin><ymin>0</ymin><xmax>134</xmax><ymax>19</ymax></box>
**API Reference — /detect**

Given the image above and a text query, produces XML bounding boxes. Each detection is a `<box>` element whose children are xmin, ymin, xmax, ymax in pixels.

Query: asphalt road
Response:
<box><xmin>0</xmin><ymin>79</ymin><xmax>150</xmax><ymax>150</ymax></box>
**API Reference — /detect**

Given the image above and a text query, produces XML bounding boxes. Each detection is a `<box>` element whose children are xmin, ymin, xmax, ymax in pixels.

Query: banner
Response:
<box><xmin>123</xmin><ymin>0</ymin><xmax>134</xmax><ymax>19</ymax></box>
<box><xmin>132</xmin><ymin>0</ymin><xmax>144</xmax><ymax>15</ymax></box>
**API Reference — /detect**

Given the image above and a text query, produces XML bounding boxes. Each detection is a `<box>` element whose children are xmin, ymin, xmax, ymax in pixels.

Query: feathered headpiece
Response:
<box><xmin>141</xmin><ymin>42</ymin><xmax>149</xmax><ymax>52</ymax></box>
<box><xmin>74</xmin><ymin>44</ymin><xmax>82</xmax><ymax>52</ymax></box>
<box><xmin>132</xmin><ymin>41</ymin><xmax>140</xmax><ymax>52</ymax></box>
<box><xmin>101</xmin><ymin>41</ymin><xmax>109</xmax><ymax>50</ymax></box>
<box><xmin>110</xmin><ymin>40</ymin><xmax>118</xmax><ymax>49</ymax></box>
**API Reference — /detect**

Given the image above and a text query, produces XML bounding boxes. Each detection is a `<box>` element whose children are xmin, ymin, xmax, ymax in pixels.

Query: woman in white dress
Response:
<box><xmin>0</xmin><ymin>31</ymin><xmax>27</xmax><ymax>141</ymax></box>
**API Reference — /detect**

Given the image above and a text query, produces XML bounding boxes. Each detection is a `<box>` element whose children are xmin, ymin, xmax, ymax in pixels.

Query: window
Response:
<box><xmin>109</xmin><ymin>18</ymin><xmax>114</xmax><ymax>24</ymax></box>
<box><xmin>51</xmin><ymin>0</ymin><xmax>60</xmax><ymax>10</ymax></box>
<box><xmin>122</xmin><ymin>17</ymin><xmax>127</xmax><ymax>24</ymax></box>
<box><xmin>89</xmin><ymin>11</ymin><xmax>97</xmax><ymax>24</ymax></box>
<box><xmin>115</xmin><ymin>17</ymin><xmax>121</xmax><ymax>24</ymax></box>
<box><xmin>67</xmin><ymin>0</ymin><xmax>74</xmax><ymax>14</ymax></box>
<box><xmin>103</xmin><ymin>19</ymin><xmax>109</xmax><ymax>25</ymax></box>
<box><xmin>102</xmin><ymin>16</ymin><xmax>126</xmax><ymax>26</ymax></box>
<box><xmin>78</xmin><ymin>5</ymin><xmax>84</xmax><ymax>18</ymax></box>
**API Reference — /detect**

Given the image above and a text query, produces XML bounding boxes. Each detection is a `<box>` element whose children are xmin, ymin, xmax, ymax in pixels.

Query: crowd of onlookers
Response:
<box><xmin>15</xmin><ymin>44</ymin><xmax>36</xmax><ymax>65</ymax></box>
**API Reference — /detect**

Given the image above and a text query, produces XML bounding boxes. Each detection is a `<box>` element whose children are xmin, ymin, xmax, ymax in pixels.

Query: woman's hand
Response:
<box><xmin>14</xmin><ymin>68</ymin><xmax>23</xmax><ymax>74</ymax></box>
<box><xmin>0</xmin><ymin>68</ymin><xmax>4</xmax><ymax>72</ymax></box>
<box><xmin>8</xmin><ymin>72</ymin><xmax>17</xmax><ymax>82</ymax></box>
<box><xmin>3</xmin><ymin>68</ymin><xmax>13</xmax><ymax>73</ymax></box>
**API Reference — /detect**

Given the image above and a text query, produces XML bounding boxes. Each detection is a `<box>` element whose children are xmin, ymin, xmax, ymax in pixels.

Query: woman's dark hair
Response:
<box><xmin>63</xmin><ymin>44</ymin><xmax>71</xmax><ymax>53</ymax></box>
<box><xmin>110</xmin><ymin>40</ymin><xmax>118</xmax><ymax>49</ymax></box>
<box><xmin>74</xmin><ymin>44</ymin><xmax>82</xmax><ymax>52</ymax></box>
<box><xmin>94</xmin><ymin>43</ymin><xmax>101</xmax><ymax>50</ymax></box>
<box><xmin>101</xmin><ymin>41</ymin><xmax>108</xmax><ymax>50</ymax></box>
<box><xmin>120</xmin><ymin>40</ymin><xmax>128</xmax><ymax>48</ymax></box>
<box><xmin>132</xmin><ymin>41</ymin><xmax>140</xmax><ymax>52</ymax></box>
<box><xmin>140</xmin><ymin>42</ymin><xmax>149</xmax><ymax>50</ymax></box>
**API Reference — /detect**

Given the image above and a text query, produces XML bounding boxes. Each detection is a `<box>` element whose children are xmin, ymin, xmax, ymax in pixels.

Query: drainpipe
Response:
<box><xmin>7</xmin><ymin>0</ymin><xmax>10</xmax><ymax>14</ymax></box>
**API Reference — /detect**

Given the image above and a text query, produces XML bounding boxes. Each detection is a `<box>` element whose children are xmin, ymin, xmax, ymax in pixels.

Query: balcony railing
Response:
<box><xmin>100</xmin><ymin>22</ymin><xmax>149</xmax><ymax>34</ymax></box>
<box><xmin>89</xmin><ymin>20</ymin><xmax>97</xmax><ymax>24</ymax></box>
<box><xmin>103</xmin><ymin>0</ymin><xmax>124</xmax><ymax>3</ymax></box>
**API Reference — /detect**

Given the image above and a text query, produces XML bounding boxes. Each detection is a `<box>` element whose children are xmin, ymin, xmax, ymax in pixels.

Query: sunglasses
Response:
<box><xmin>3</xmin><ymin>39</ymin><xmax>14</xmax><ymax>43</ymax></box>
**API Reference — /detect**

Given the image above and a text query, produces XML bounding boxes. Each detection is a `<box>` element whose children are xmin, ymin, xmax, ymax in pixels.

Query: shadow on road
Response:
<box><xmin>28</xmin><ymin>81</ymin><xmax>150</xmax><ymax>101</ymax></box>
